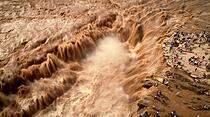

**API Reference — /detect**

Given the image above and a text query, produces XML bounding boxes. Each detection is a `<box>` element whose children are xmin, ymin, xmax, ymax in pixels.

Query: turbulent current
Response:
<box><xmin>36</xmin><ymin>37</ymin><xmax>132</xmax><ymax>117</ymax></box>
<box><xmin>65</xmin><ymin>37</ymin><xmax>130</xmax><ymax>117</ymax></box>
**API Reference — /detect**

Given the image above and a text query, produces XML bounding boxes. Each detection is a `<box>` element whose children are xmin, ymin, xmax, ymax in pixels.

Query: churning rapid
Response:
<box><xmin>63</xmin><ymin>37</ymin><xmax>130</xmax><ymax>116</ymax></box>
<box><xmin>36</xmin><ymin>37</ymin><xmax>132</xmax><ymax>117</ymax></box>
<box><xmin>0</xmin><ymin>0</ymin><xmax>210</xmax><ymax>117</ymax></box>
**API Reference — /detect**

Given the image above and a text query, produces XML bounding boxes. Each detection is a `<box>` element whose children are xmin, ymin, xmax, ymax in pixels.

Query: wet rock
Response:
<box><xmin>140</xmin><ymin>109</ymin><xmax>159</xmax><ymax>117</ymax></box>
<box><xmin>137</xmin><ymin>100</ymin><xmax>149</xmax><ymax>111</ymax></box>
<box><xmin>140</xmin><ymin>111</ymin><xmax>150</xmax><ymax>117</ymax></box>
<box><xmin>172</xmin><ymin>42</ymin><xmax>179</xmax><ymax>47</ymax></box>
<box><xmin>142</xmin><ymin>80</ymin><xmax>153</xmax><ymax>89</ymax></box>
<box><xmin>154</xmin><ymin>95</ymin><xmax>167</xmax><ymax>105</ymax></box>
<box><xmin>137</xmin><ymin>103</ymin><xmax>147</xmax><ymax>110</ymax></box>
<box><xmin>206</xmin><ymin>64</ymin><xmax>210</xmax><ymax>72</ymax></box>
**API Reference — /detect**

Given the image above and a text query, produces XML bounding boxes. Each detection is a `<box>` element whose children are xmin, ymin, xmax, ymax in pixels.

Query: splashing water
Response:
<box><xmin>58</xmin><ymin>36</ymin><xmax>131</xmax><ymax>117</ymax></box>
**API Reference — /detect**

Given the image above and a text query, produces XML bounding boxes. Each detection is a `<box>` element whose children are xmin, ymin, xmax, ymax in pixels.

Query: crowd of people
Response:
<box><xmin>163</xmin><ymin>31</ymin><xmax>209</xmax><ymax>80</ymax></box>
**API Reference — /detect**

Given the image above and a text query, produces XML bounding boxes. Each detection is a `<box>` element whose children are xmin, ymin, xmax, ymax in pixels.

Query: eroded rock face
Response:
<box><xmin>0</xmin><ymin>0</ymin><xmax>210</xmax><ymax>117</ymax></box>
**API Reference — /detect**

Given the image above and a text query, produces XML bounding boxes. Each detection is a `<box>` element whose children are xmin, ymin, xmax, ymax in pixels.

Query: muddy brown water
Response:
<box><xmin>0</xmin><ymin>0</ymin><xmax>210</xmax><ymax>117</ymax></box>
